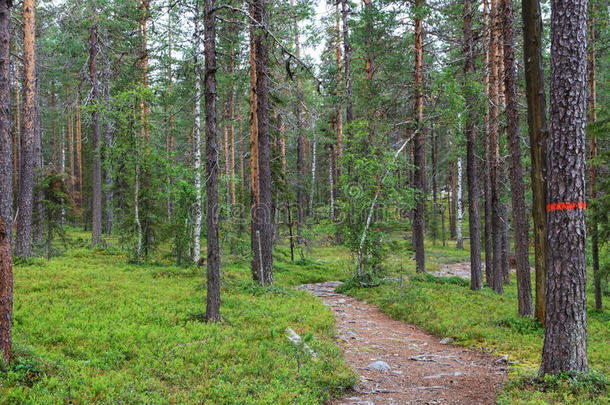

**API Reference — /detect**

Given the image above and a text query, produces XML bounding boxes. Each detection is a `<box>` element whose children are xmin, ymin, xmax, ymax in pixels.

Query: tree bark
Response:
<box><xmin>204</xmin><ymin>0</ymin><xmax>220</xmax><ymax>322</ymax></box>
<box><xmin>250</xmin><ymin>0</ymin><xmax>273</xmax><ymax>285</ymax></box>
<box><xmin>103</xmin><ymin>29</ymin><xmax>113</xmax><ymax>235</ymax></box>
<box><xmin>0</xmin><ymin>0</ymin><xmax>13</xmax><ymax>365</ymax></box>
<box><xmin>192</xmin><ymin>0</ymin><xmax>202</xmax><ymax>264</ymax></box>
<box><xmin>341</xmin><ymin>0</ymin><xmax>353</xmax><ymax>124</ymax></box>
<box><xmin>15</xmin><ymin>0</ymin><xmax>36</xmax><ymax>258</ymax></box>
<box><xmin>502</xmin><ymin>0</ymin><xmax>532</xmax><ymax>314</ymax></box>
<box><xmin>521</xmin><ymin>0</ymin><xmax>548</xmax><ymax>322</ymax></box>
<box><xmin>89</xmin><ymin>24</ymin><xmax>102</xmax><ymax>247</ymax></box>
<box><xmin>541</xmin><ymin>0</ymin><xmax>588</xmax><ymax>375</ymax></box>
<box><xmin>456</xmin><ymin>157</ymin><xmax>463</xmax><ymax>250</ymax></box>
<box><xmin>412</xmin><ymin>0</ymin><xmax>426</xmax><ymax>273</ymax></box>
<box><xmin>489</xmin><ymin>0</ymin><xmax>503</xmax><ymax>293</ymax></box>
<box><xmin>292</xmin><ymin>0</ymin><xmax>305</xmax><ymax>238</ymax></box>
<box><xmin>462</xmin><ymin>0</ymin><xmax>482</xmax><ymax>289</ymax></box>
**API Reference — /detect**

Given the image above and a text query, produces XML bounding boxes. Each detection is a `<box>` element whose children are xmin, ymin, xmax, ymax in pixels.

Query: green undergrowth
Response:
<box><xmin>1</xmin><ymin>234</ymin><xmax>355</xmax><ymax>404</ymax></box>
<box><xmin>336</xmin><ymin>240</ymin><xmax>609</xmax><ymax>404</ymax></box>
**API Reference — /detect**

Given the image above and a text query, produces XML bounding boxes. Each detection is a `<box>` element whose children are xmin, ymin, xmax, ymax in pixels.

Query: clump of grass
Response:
<box><xmin>499</xmin><ymin>371</ymin><xmax>609</xmax><ymax>404</ymax></box>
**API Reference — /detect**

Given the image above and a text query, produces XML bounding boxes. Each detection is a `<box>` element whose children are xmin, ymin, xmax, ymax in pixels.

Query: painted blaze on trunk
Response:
<box><xmin>541</xmin><ymin>0</ymin><xmax>588</xmax><ymax>375</ymax></box>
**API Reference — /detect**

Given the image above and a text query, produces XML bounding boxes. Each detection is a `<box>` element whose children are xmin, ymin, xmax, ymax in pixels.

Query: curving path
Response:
<box><xmin>297</xmin><ymin>282</ymin><xmax>506</xmax><ymax>405</ymax></box>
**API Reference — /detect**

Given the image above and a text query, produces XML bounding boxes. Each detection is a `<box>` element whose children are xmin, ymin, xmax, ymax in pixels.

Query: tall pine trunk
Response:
<box><xmin>412</xmin><ymin>0</ymin><xmax>426</xmax><ymax>273</ymax></box>
<box><xmin>15</xmin><ymin>0</ymin><xmax>36</xmax><ymax>258</ymax></box>
<box><xmin>103</xmin><ymin>29</ymin><xmax>113</xmax><ymax>235</ymax></box>
<box><xmin>204</xmin><ymin>0</ymin><xmax>220</xmax><ymax>322</ymax></box>
<box><xmin>250</xmin><ymin>0</ymin><xmax>273</xmax><ymax>285</ymax></box>
<box><xmin>462</xmin><ymin>0</ymin><xmax>482</xmax><ymax>289</ymax></box>
<box><xmin>0</xmin><ymin>0</ymin><xmax>13</xmax><ymax>365</ymax></box>
<box><xmin>89</xmin><ymin>24</ymin><xmax>102</xmax><ymax>247</ymax></box>
<box><xmin>502</xmin><ymin>0</ymin><xmax>532</xmax><ymax>315</ymax></box>
<box><xmin>521</xmin><ymin>0</ymin><xmax>548</xmax><ymax>322</ymax></box>
<box><xmin>489</xmin><ymin>0</ymin><xmax>503</xmax><ymax>293</ymax></box>
<box><xmin>541</xmin><ymin>0</ymin><xmax>588</xmax><ymax>375</ymax></box>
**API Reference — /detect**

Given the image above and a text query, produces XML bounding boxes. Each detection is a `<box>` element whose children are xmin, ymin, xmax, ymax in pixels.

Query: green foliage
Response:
<box><xmin>0</xmin><ymin>238</ymin><xmax>355</xmax><ymax>404</ymax></box>
<box><xmin>34</xmin><ymin>169</ymin><xmax>74</xmax><ymax>259</ymax></box>
<box><xmin>336</xmin><ymin>120</ymin><xmax>413</xmax><ymax>280</ymax></box>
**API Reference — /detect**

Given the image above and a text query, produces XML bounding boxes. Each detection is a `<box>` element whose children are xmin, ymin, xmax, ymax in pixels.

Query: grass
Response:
<box><xmin>2</xmin><ymin>226</ymin><xmax>607</xmax><ymax>404</ymax></box>
<box><xmin>0</xmin><ymin>232</ymin><xmax>355</xmax><ymax>404</ymax></box>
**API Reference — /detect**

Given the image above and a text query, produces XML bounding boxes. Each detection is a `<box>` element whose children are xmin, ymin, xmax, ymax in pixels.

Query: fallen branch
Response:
<box><xmin>286</xmin><ymin>328</ymin><xmax>317</xmax><ymax>358</ymax></box>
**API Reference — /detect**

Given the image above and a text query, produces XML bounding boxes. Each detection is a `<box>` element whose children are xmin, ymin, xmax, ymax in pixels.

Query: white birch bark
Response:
<box><xmin>308</xmin><ymin>121</ymin><xmax>316</xmax><ymax>217</ymax></box>
<box><xmin>192</xmin><ymin>3</ymin><xmax>202</xmax><ymax>264</ymax></box>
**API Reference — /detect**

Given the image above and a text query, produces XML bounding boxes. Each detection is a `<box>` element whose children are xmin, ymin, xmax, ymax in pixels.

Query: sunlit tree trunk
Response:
<box><xmin>0</xmin><ymin>0</ymin><xmax>13</xmax><ymax>365</ymax></box>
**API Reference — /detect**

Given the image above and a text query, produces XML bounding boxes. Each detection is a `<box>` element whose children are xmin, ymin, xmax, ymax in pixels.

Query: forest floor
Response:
<box><xmin>298</xmin><ymin>281</ymin><xmax>506</xmax><ymax>404</ymax></box>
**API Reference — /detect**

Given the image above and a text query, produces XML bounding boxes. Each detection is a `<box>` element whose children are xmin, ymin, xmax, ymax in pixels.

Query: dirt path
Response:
<box><xmin>297</xmin><ymin>282</ymin><xmax>506</xmax><ymax>404</ymax></box>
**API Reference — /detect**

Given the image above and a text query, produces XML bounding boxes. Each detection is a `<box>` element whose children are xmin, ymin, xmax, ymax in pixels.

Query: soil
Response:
<box><xmin>297</xmin><ymin>281</ymin><xmax>507</xmax><ymax>404</ymax></box>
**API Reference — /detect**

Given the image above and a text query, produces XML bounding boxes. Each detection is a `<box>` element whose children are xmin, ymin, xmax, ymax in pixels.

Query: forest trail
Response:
<box><xmin>297</xmin><ymin>282</ymin><xmax>506</xmax><ymax>405</ymax></box>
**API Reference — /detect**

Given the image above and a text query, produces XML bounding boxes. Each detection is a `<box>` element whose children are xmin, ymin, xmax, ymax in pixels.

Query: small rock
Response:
<box><xmin>440</xmin><ymin>337</ymin><xmax>455</xmax><ymax>345</ymax></box>
<box><xmin>495</xmin><ymin>354</ymin><xmax>509</xmax><ymax>364</ymax></box>
<box><xmin>367</xmin><ymin>360</ymin><xmax>391</xmax><ymax>371</ymax></box>
<box><xmin>337</xmin><ymin>298</ymin><xmax>346</xmax><ymax>304</ymax></box>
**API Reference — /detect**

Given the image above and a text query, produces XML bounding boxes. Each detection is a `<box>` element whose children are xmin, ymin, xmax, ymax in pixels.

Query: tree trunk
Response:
<box><xmin>192</xmin><ymin>0</ymin><xmax>202</xmax><ymax>264</ymax></box>
<box><xmin>75</xmin><ymin>102</ymin><xmax>83</xmax><ymax>210</ymax></box>
<box><xmin>103</xmin><ymin>29</ymin><xmax>113</xmax><ymax>235</ymax></box>
<box><xmin>139</xmin><ymin>0</ymin><xmax>149</xmax><ymax>142</ymax></box>
<box><xmin>541</xmin><ymin>0</ymin><xmax>588</xmax><ymax>375</ymax></box>
<box><xmin>15</xmin><ymin>0</ymin><xmax>36</xmax><ymax>258</ymax></box>
<box><xmin>489</xmin><ymin>0</ymin><xmax>503</xmax><ymax>293</ymax></box>
<box><xmin>229</xmin><ymin>52</ymin><xmax>236</xmax><ymax>206</ymax></box>
<box><xmin>502</xmin><ymin>0</ymin><xmax>532</xmax><ymax>314</ymax></box>
<box><xmin>251</xmin><ymin>0</ymin><xmax>273</xmax><ymax>285</ymax></box>
<box><xmin>341</xmin><ymin>0</ymin><xmax>353</xmax><ymax>124</ymax></box>
<box><xmin>335</xmin><ymin>2</ymin><xmax>343</xmax><ymax>174</ymax></box>
<box><xmin>309</xmin><ymin>124</ymin><xmax>316</xmax><ymax>216</ymax></box>
<box><xmin>89</xmin><ymin>24</ymin><xmax>102</xmax><ymax>247</ymax></box>
<box><xmin>51</xmin><ymin>81</ymin><xmax>56</xmax><ymax>169</ymax></box>
<box><xmin>11</xmin><ymin>40</ymin><xmax>19</xmax><ymax>198</ymax></box>
<box><xmin>204</xmin><ymin>0</ymin><xmax>220</xmax><ymax>322</ymax></box>
<box><xmin>462</xmin><ymin>0</ymin><xmax>483</xmax><ymax>289</ymax></box>
<box><xmin>456</xmin><ymin>157</ymin><xmax>463</xmax><ymax>250</ymax></box>
<box><xmin>0</xmin><ymin>0</ymin><xmax>13</xmax><ymax>365</ymax></box>
<box><xmin>521</xmin><ymin>0</ymin><xmax>548</xmax><ymax>322</ymax></box>
<box><xmin>412</xmin><ymin>0</ymin><xmax>426</xmax><ymax>273</ymax></box>
<box><xmin>293</xmin><ymin>0</ymin><xmax>305</xmax><ymax>238</ymax></box>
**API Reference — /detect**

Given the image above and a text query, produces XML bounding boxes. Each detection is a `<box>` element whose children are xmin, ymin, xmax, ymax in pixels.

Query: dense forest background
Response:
<box><xmin>0</xmin><ymin>0</ymin><xmax>608</xmax><ymax>402</ymax></box>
